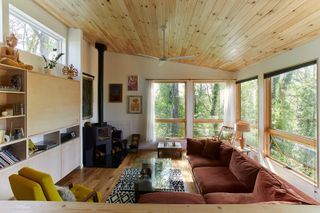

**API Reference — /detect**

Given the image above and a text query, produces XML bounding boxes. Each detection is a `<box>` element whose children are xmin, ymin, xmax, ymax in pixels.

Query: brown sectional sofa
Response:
<box><xmin>139</xmin><ymin>139</ymin><xmax>319</xmax><ymax>205</ymax></box>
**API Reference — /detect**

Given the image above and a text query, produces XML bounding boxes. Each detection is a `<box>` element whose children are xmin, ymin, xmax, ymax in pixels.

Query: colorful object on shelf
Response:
<box><xmin>62</xmin><ymin>64</ymin><xmax>78</xmax><ymax>79</ymax></box>
<box><xmin>0</xmin><ymin>34</ymin><xmax>33</xmax><ymax>70</ymax></box>
<box><xmin>0</xmin><ymin>150</ymin><xmax>19</xmax><ymax>168</ymax></box>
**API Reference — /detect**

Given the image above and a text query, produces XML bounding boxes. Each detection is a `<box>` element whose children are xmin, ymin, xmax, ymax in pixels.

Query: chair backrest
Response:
<box><xmin>131</xmin><ymin>134</ymin><xmax>140</xmax><ymax>147</ymax></box>
<box><xmin>218</xmin><ymin>125</ymin><xmax>235</xmax><ymax>143</ymax></box>
<box><xmin>9</xmin><ymin>174</ymin><xmax>47</xmax><ymax>201</ymax></box>
<box><xmin>18</xmin><ymin>167</ymin><xmax>62</xmax><ymax>201</ymax></box>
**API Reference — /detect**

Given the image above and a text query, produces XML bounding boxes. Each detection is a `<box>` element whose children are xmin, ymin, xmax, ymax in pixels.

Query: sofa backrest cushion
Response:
<box><xmin>202</xmin><ymin>139</ymin><xmax>221</xmax><ymax>159</ymax></box>
<box><xmin>218</xmin><ymin>142</ymin><xmax>234</xmax><ymax>166</ymax></box>
<box><xmin>186</xmin><ymin>138</ymin><xmax>206</xmax><ymax>155</ymax></box>
<box><xmin>229</xmin><ymin>150</ymin><xmax>260</xmax><ymax>191</ymax></box>
<box><xmin>253</xmin><ymin>168</ymin><xmax>318</xmax><ymax>204</ymax></box>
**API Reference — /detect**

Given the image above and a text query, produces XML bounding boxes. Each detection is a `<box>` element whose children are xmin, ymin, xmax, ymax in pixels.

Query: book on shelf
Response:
<box><xmin>0</xmin><ymin>150</ymin><xmax>20</xmax><ymax>167</ymax></box>
<box><xmin>12</xmin><ymin>104</ymin><xmax>24</xmax><ymax>116</ymax></box>
<box><xmin>0</xmin><ymin>151</ymin><xmax>15</xmax><ymax>164</ymax></box>
<box><xmin>3</xmin><ymin>150</ymin><xmax>19</xmax><ymax>162</ymax></box>
<box><xmin>0</xmin><ymin>155</ymin><xmax>10</xmax><ymax>167</ymax></box>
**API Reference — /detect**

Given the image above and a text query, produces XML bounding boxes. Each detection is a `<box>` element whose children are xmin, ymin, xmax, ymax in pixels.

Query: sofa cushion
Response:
<box><xmin>254</xmin><ymin>168</ymin><xmax>319</xmax><ymax>204</ymax></box>
<box><xmin>218</xmin><ymin>142</ymin><xmax>233</xmax><ymax>166</ymax></box>
<box><xmin>186</xmin><ymin>138</ymin><xmax>206</xmax><ymax>155</ymax></box>
<box><xmin>204</xmin><ymin>192</ymin><xmax>256</xmax><ymax>204</ymax></box>
<box><xmin>138</xmin><ymin>192</ymin><xmax>206</xmax><ymax>204</ymax></box>
<box><xmin>193</xmin><ymin>167</ymin><xmax>249</xmax><ymax>194</ymax></box>
<box><xmin>188</xmin><ymin>155</ymin><xmax>224</xmax><ymax>169</ymax></box>
<box><xmin>229</xmin><ymin>150</ymin><xmax>260</xmax><ymax>192</ymax></box>
<box><xmin>202</xmin><ymin>139</ymin><xmax>221</xmax><ymax>159</ymax></box>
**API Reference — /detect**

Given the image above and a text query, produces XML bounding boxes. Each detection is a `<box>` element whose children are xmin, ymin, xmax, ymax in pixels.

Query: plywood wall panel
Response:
<box><xmin>27</xmin><ymin>72</ymin><xmax>80</xmax><ymax>136</ymax></box>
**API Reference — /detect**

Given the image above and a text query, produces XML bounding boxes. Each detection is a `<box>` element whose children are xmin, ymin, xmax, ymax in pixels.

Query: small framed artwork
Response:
<box><xmin>109</xmin><ymin>84</ymin><xmax>123</xmax><ymax>102</ymax></box>
<box><xmin>127</xmin><ymin>96</ymin><xmax>142</xmax><ymax>114</ymax></box>
<box><xmin>128</xmin><ymin>75</ymin><xmax>138</xmax><ymax>91</ymax></box>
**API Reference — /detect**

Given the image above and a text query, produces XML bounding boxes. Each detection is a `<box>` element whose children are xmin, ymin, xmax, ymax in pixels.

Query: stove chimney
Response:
<box><xmin>95</xmin><ymin>43</ymin><xmax>107</xmax><ymax>126</ymax></box>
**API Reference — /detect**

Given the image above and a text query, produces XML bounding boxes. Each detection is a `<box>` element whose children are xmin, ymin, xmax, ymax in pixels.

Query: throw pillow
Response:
<box><xmin>202</xmin><ymin>139</ymin><xmax>221</xmax><ymax>159</ymax></box>
<box><xmin>186</xmin><ymin>138</ymin><xmax>206</xmax><ymax>155</ymax></box>
<box><xmin>55</xmin><ymin>185</ymin><xmax>77</xmax><ymax>202</ymax></box>
<box><xmin>219</xmin><ymin>142</ymin><xmax>234</xmax><ymax>166</ymax></box>
<box><xmin>253</xmin><ymin>168</ymin><xmax>316</xmax><ymax>204</ymax></box>
<box><xmin>229</xmin><ymin>150</ymin><xmax>260</xmax><ymax>191</ymax></box>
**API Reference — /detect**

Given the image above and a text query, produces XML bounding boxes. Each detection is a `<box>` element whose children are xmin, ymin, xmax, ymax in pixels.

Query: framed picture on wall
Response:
<box><xmin>128</xmin><ymin>75</ymin><xmax>138</xmax><ymax>91</ymax></box>
<box><xmin>109</xmin><ymin>84</ymin><xmax>123</xmax><ymax>102</ymax></box>
<box><xmin>127</xmin><ymin>96</ymin><xmax>142</xmax><ymax>114</ymax></box>
<box><xmin>82</xmin><ymin>73</ymin><xmax>94</xmax><ymax>119</ymax></box>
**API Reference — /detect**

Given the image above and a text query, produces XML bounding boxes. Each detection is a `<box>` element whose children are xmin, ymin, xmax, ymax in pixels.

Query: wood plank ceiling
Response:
<box><xmin>33</xmin><ymin>0</ymin><xmax>320</xmax><ymax>72</ymax></box>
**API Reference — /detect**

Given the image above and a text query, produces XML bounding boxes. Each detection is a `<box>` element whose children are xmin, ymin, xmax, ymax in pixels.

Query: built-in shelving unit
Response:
<box><xmin>0</xmin><ymin>64</ymin><xmax>26</xmax><ymax>172</ymax></box>
<box><xmin>0</xmin><ymin>115</ymin><xmax>25</xmax><ymax>120</ymax></box>
<box><xmin>0</xmin><ymin>63</ymin><xmax>81</xmax><ymax>199</ymax></box>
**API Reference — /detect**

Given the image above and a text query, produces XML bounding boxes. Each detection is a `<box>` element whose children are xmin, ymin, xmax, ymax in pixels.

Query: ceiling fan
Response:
<box><xmin>138</xmin><ymin>25</ymin><xmax>195</xmax><ymax>62</ymax></box>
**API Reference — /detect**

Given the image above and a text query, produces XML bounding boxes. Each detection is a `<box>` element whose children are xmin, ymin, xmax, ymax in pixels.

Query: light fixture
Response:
<box><xmin>236</xmin><ymin>121</ymin><xmax>250</xmax><ymax>149</ymax></box>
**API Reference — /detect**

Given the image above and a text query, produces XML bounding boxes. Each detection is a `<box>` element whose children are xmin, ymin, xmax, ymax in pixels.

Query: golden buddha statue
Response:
<box><xmin>0</xmin><ymin>33</ymin><xmax>33</xmax><ymax>70</ymax></box>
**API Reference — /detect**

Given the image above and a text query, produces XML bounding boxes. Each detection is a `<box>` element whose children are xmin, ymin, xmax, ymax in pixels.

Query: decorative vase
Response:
<box><xmin>62</xmin><ymin>64</ymin><xmax>78</xmax><ymax>79</ymax></box>
<box><xmin>45</xmin><ymin>68</ymin><xmax>54</xmax><ymax>75</ymax></box>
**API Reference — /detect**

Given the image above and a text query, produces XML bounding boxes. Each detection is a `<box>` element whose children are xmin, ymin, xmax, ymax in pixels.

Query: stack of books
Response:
<box><xmin>13</xmin><ymin>104</ymin><xmax>24</xmax><ymax>116</ymax></box>
<box><xmin>0</xmin><ymin>150</ymin><xmax>20</xmax><ymax>168</ymax></box>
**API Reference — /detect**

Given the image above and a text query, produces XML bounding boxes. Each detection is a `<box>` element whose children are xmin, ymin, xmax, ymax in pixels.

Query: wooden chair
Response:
<box><xmin>129</xmin><ymin>134</ymin><xmax>140</xmax><ymax>152</ymax></box>
<box><xmin>9</xmin><ymin>167</ymin><xmax>101</xmax><ymax>202</ymax></box>
<box><xmin>216</xmin><ymin>125</ymin><xmax>235</xmax><ymax>143</ymax></box>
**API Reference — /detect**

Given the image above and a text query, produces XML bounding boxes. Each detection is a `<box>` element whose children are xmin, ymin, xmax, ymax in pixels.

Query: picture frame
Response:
<box><xmin>128</xmin><ymin>75</ymin><xmax>138</xmax><ymax>91</ymax></box>
<box><xmin>82</xmin><ymin>73</ymin><xmax>94</xmax><ymax>119</ymax></box>
<box><xmin>127</xmin><ymin>96</ymin><xmax>142</xmax><ymax>114</ymax></box>
<box><xmin>109</xmin><ymin>84</ymin><xmax>123</xmax><ymax>102</ymax></box>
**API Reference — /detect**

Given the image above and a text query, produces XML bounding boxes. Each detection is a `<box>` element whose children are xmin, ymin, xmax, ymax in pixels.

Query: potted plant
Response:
<box><xmin>42</xmin><ymin>49</ymin><xmax>64</xmax><ymax>74</ymax></box>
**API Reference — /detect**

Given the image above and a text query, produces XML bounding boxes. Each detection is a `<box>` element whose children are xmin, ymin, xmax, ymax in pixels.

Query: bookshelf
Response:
<box><xmin>0</xmin><ymin>64</ymin><xmax>81</xmax><ymax>199</ymax></box>
<box><xmin>0</xmin><ymin>64</ymin><xmax>26</xmax><ymax>170</ymax></box>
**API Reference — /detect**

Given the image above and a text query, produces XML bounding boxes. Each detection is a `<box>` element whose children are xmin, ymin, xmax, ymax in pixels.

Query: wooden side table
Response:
<box><xmin>157</xmin><ymin>142</ymin><xmax>182</xmax><ymax>158</ymax></box>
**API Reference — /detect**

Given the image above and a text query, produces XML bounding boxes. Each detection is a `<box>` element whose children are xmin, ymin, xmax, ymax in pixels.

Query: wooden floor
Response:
<box><xmin>57</xmin><ymin>150</ymin><xmax>197</xmax><ymax>202</ymax></box>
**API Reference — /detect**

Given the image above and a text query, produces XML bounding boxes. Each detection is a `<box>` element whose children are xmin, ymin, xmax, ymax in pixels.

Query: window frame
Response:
<box><xmin>264</xmin><ymin>61</ymin><xmax>318</xmax><ymax>183</ymax></box>
<box><xmin>236</xmin><ymin>77</ymin><xmax>259</xmax><ymax>150</ymax></box>
<box><xmin>192</xmin><ymin>81</ymin><xmax>225</xmax><ymax>138</ymax></box>
<box><xmin>154</xmin><ymin>80</ymin><xmax>187</xmax><ymax>140</ymax></box>
<box><xmin>9</xmin><ymin>4</ymin><xmax>65</xmax><ymax>62</ymax></box>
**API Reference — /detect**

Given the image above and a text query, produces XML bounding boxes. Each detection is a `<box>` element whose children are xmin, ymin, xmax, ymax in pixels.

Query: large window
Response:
<box><xmin>9</xmin><ymin>5</ymin><xmax>63</xmax><ymax>59</ymax></box>
<box><xmin>154</xmin><ymin>82</ymin><xmax>186</xmax><ymax>138</ymax></box>
<box><xmin>237</xmin><ymin>78</ymin><xmax>258</xmax><ymax>149</ymax></box>
<box><xmin>265</xmin><ymin>61</ymin><xmax>317</xmax><ymax>182</ymax></box>
<box><xmin>193</xmin><ymin>82</ymin><xmax>225</xmax><ymax>137</ymax></box>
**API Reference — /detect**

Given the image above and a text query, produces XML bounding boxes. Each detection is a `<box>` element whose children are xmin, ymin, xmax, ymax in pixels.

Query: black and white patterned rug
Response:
<box><xmin>107</xmin><ymin>168</ymin><xmax>185</xmax><ymax>203</ymax></box>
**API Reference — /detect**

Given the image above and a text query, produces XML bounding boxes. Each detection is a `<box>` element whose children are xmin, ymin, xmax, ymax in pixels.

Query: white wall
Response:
<box><xmin>236</xmin><ymin>37</ymin><xmax>320</xmax><ymax>200</ymax></box>
<box><xmin>103</xmin><ymin>52</ymin><xmax>234</xmax><ymax>147</ymax></box>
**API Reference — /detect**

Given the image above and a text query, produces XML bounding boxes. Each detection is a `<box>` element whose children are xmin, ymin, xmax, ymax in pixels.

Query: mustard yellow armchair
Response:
<box><xmin>9</xmin><ymin>167</ymin><xmax>101</xmax><ymax>202</ymax></box>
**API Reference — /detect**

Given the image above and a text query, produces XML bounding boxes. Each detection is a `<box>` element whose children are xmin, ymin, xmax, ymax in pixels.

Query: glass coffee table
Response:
<box><xmin>110</xmin><ymin>158</ymin><xmax>184</xmax><ymax>202</ymax></box>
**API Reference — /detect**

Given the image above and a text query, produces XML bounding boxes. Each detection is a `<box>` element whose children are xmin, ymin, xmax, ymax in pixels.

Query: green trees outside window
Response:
<box><xmin>193</xmin><ymin>82</ymin><xmax>225</xmax><ymax>137</ymax></box>
<box><xmin>154</xmin><ymin>82</ymin><xmax>186</xmax><ymax>138</ymax></box>
<box><xmin>9</xmin><ymin>6</ymin><xmax>62</xmax><ymax>59</ymax></box>
<box><xmin>269</xmin><ymin>63</ymin><xmax>317</xmax><ymax>181</ymax></box>
<box><xmin>240</xmin><ymin>79</ymin><xmax>258</xmax><ymax>149</ymax></box>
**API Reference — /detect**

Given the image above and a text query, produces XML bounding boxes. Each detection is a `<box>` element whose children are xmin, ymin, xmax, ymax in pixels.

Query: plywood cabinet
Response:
<box><xmin>27</xmin><ymin>72</ymin><xmax>80</xmax><ymax>136</ymax></box>
<box><xmin>0</xmin><ymin>65</ymin><xmax>81</xmax><ymax>199</ymax></box>
<box><xmin>61</xmin><ymin>138</ymin><xmax>81</xmax><ymax>177</ymax></box>
<box><xmin>27</xmin><ymin>146</ymin><xmax>62</xmax><ymax>182</ymax></box>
